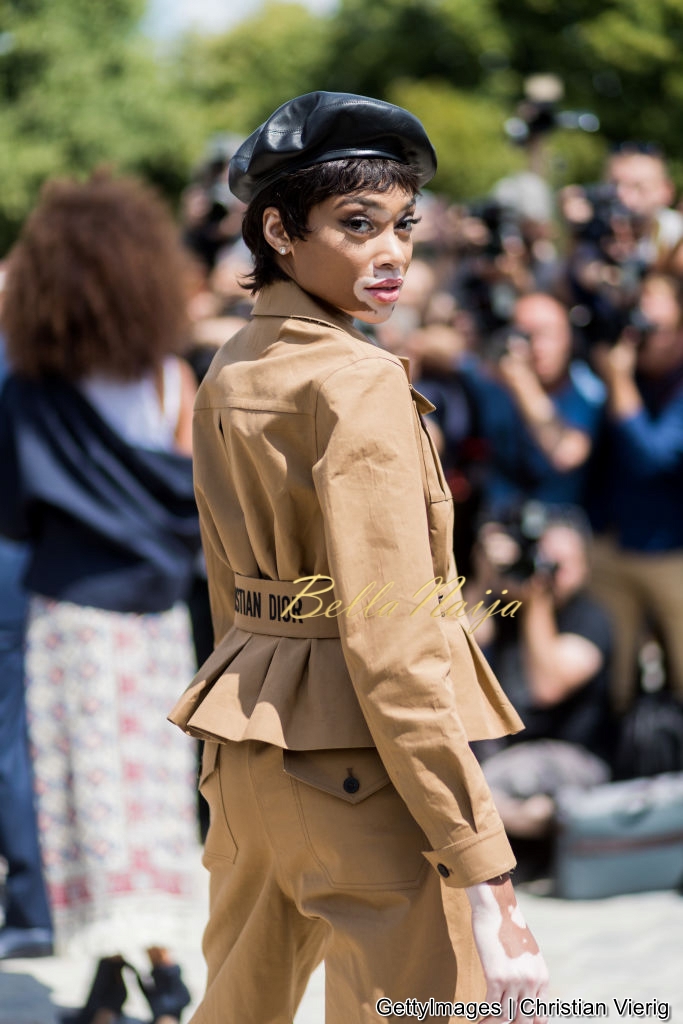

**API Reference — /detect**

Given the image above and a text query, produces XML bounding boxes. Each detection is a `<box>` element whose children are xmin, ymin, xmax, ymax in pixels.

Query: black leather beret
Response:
<box><xmin>228</xmin><ymin>91</ymin><xmax>437</xmax><ymax>203</ymax></box>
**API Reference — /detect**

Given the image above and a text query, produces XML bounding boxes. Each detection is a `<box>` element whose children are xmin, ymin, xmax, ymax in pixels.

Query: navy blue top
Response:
<box><xmin>0</xmin><ymin>344</ymin><xmax>29</xmax><ymax>630</ymax></box>
<box><xmin>0</xmin><ymin>374</ymin><xmax>201</xmax><ymax>613</ymax></box>
<box><xmin>451</xmin><ymin>356</ymin><xmax>604</xmax><ymax>516</ymax></box>
<box><xmin>587</xmin><ymin>364</ymin><xmax>683</xmax><ymax>552</ymax></box>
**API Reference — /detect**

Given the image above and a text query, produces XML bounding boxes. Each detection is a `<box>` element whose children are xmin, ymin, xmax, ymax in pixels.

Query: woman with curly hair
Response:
<box><xmin>0</xmin><ymin>172</ymin><xmax>201</xmax><ymax>1022</ymax></box>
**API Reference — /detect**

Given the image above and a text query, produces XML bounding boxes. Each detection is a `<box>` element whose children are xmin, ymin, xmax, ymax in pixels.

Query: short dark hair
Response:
<box><xmin>3</xmin><ymin>171</ymin><xmax>188</xmax><ymax>381</ymax></box>
<box><xmin>610</xmin><ymin>141</ymin><xmax>665</xmax><ymax>160</ymax></box>
<box><xmin>240</xmin><ymin>157</ymin><xmax>420</xmax><ymax>293</ymax></box>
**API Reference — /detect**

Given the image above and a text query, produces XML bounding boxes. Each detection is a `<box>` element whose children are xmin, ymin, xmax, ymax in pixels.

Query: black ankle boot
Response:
<box><xmin>66</xmin><ymin>955</ymin><xmax>128</xmax><ymax>1024</ymax></box>
<box><xmin>138</xmin><ymin>963</ymin><xmax>191</xmax><ymax>1022</ymax></box>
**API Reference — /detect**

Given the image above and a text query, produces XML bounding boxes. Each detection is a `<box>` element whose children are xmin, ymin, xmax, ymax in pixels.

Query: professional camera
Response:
<box><xmin>504</xmin><ymin>74</ymin><xmax>600</xmax><ymax>146</ymax></box>
<box><xmin>484</xmin><ymin>323</ymin><xmax>531</xmax><ymax>363</ymax></box>
<box><xmin>622</xmin><ymin>306</ymin><xmax>658</xmax><ymax>345</ymax></box>
<box><xmin>486</xmin><ymin>502</ymin><xmax>559</xmax><ymax>583</ymax></box>
<box><xmin>563</xmin><ymin>183</ymin><xmax>639</xmax><ymax>245</ymax></box>
<box><xmin>455</xmin><ymin>199</ymin><xmax>526</xmax><ymax>333</ymax></box>
<box><xmin>574</xmin><ymin>292</ymin><xmax>656</xmax><ymax>348</ymax></box>
<box><xmin>465</xmin><ymin>199</ymin><xmax>524</xmax><ymax>259</ymax></box>
<box><xmin>562</xmin><ymin>181</ymin><xmax>651</xmax><ymax>346</ymax></box>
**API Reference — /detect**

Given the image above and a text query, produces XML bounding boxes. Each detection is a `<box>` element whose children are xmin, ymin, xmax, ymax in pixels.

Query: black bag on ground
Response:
<box><xmin>613</xmin><ymin>691</ymin><xmax>683</xmax><ymax>780</ymax></box>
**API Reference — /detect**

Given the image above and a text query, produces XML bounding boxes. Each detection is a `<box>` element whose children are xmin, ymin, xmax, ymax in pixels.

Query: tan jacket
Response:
<box><xmin>170</xmin><ymin>278</ymin><xmax>523</xmax><ymax>885</ymax></box>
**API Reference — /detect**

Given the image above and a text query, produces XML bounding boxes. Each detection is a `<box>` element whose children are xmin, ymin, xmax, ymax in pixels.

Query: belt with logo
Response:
<box><xmin>232</xmin><ymin>573</ymin><xmax>341</xmax><ymax>639</ymax></box>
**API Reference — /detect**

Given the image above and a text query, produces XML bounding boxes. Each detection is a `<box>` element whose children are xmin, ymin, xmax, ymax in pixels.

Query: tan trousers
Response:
<box><xmin>590</xmin><ymin>536</ymin><xmax>683</xmax><ymax>713</ymax></box>
<box><xmin>192</xmin><ymin>740</ymin><xmax>484</xmax><ymax>1024</ymax></box>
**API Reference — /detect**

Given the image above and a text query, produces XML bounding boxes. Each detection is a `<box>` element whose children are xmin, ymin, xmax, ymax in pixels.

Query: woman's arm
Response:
<box><xmin>467</xmin><ymin>875</ymin><xmax>549</xmax><ymax>1023</ymax></box>
<box><xmin>313</xmin><ymin>355</ymin><xmax>508</xmax><ymax>876</ymax></box>
<box><xmin>498</xmin><ymin>349</ymin><xmax>592</xmax><ymax>472</ymax></box>
<box><xmin>520</xmin><ymin>580</ymin><xmax>604</xmax><ymax>707</ymax></box>
<box><xmin>174</xmin><ymin>358</ymin><xmax>198</xmax><ymax>456</ymax></box>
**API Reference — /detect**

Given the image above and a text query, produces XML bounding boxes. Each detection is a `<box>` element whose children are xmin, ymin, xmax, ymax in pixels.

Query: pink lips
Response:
<box><xmin>366</xmin><ymin>278</ymin><xmax>403</xmax><ymax>303</ymax></box>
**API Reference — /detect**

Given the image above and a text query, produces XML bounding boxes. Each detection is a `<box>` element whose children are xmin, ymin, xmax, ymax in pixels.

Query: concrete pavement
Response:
<box><xmin>0</xmin><ymin>849</ymin><xmax>681</xmax><ymax>1022</ymax></box>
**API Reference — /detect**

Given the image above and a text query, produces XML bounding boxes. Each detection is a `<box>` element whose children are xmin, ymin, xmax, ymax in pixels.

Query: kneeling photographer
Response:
<box><xmin>469</xmin><ymin>504</ymin><xmax>614</xmax><ymax>877</ymax></box>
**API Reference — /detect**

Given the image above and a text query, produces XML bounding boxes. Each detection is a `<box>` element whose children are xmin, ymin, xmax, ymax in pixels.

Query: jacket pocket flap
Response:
<box><xmin>282</xmin><ymin>747</ymin><xmax>390</xmax><ymax>804</ymax></box>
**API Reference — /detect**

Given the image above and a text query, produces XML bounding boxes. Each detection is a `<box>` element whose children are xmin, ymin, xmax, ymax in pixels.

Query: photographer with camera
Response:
<box><xmin>607</xmin><ymin>144</ymin><xmax>683</xmax><ymax>267</ymax></box>
<box><xmin>470</xmin><ymin>506</ymin><xmax>613</xmax><ymax>876</ymax></box>
<box><xmin>587</xmin><ymin>272</ymin><xmax>683</xmax><ymax>713</ymax></box>
<box><xmin>411</xmin><ymin>292</ymin><xmax>604</xmax><ymax>523</ymax></box>
<box><xmin>450</xmin><ymin>187</ymin><xmax>559</xmax><ymax>339</ymax></box>
<box><xmin>180</xmin><ymin>135</ymin><xmax>246</xmax><ymax>272</ymax></box>
<box><xmin>497</xmin><ymin>292</ymin><xmax>604</xmax><ymax>502</ymax></box>
<box><xmin>561</xmin><ymin>144</ymin><xmax>683</xmax><ymax>351</ymax></box>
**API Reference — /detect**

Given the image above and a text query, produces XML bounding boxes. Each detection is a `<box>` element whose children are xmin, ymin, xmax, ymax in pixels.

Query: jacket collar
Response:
<box><xmin>251</xmin><ymin>278</ymin><xmax>420</xmax><ymax>391</ymax></box>
<box><xmin>252</xmin><ymin>278</ymin><xmax>369</xmax><ymax>343</ymax></box>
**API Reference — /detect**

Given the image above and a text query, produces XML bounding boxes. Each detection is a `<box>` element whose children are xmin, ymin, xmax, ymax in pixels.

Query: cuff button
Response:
<box><xmin>343</xmin><ymin>776</ymin><xmax>360</xmax><ymax>794</ymax></box>
<box><xmin>437</xmin><ymin>863</ymin><xmax>450</xmax><ymax>878</ymax></box>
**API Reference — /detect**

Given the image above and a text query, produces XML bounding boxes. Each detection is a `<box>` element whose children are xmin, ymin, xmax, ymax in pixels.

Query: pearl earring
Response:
<box><xmin>279</xmin><ymin>246</ymin><xmax>287</xmax><ymax>255</ymax></box>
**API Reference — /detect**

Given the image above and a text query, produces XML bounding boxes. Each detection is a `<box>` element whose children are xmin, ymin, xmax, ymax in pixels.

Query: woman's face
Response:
<box><xmin>283</xmin><ymin>186</ymin><xmax>419</xmax><ymax>324</ymax></box>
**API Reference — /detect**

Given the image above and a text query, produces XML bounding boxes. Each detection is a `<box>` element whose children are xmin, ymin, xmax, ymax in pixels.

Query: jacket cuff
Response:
<box><xmin>422</xmin><ymin>825</ymin><xmax>516</xmax><ymax>888</ymax></box>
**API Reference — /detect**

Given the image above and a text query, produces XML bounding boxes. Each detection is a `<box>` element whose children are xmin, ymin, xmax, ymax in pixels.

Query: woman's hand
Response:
<box><xmin>466</xmin><ymin>876</ymin><xmax>549</xmax><ymax>1024</ymax></box>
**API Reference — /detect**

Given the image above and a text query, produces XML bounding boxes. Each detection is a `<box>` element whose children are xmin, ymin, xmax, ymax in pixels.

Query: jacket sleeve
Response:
<box><xmin>312</xmin><ymin>354</ymin><xmax>515</xmax><ymax>886</ymax></box>
<box><xmin>610</xmin><ymin>395</ymin><xmax>683</xmax><ymax>478</ymax></box>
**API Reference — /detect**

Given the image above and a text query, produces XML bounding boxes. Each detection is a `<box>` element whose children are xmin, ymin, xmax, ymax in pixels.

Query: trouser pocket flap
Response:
<box><xmin>199</xmin><ymin>739</ymin><xmax>220</xmax><ymax>788</ymax></box>
<box><xmin>282</xmin><ymin>747</ymin><xmax>389</xmax><ymax>804</ymax></box>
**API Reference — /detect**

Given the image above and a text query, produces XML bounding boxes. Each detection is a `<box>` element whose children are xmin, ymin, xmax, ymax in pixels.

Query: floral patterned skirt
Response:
<box><xmin>25</xmin><ymin>595</ymin><xmax>201</xmax><ymax>949</ymax></box>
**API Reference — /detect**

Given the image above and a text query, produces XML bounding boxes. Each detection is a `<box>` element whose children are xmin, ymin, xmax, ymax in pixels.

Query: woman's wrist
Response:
<box><xmin>466</xmin><ymin>872</ymin><xmax>516</xmax><ymax>913</ymax></box>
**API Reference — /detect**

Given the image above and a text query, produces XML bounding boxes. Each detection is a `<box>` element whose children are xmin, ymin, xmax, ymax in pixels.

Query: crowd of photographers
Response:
<box><xmin>179</xmin><ymin>137</ymin><xmax>683</xmax><ymax>875</ymax></box>
<box><xmin>1</xmin><ymin>135</ymin><xmax>682</xmax><ymax>934</ymax></box>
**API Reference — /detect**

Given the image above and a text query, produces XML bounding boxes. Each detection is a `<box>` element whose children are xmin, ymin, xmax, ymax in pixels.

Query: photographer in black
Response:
<box><xmin>470</xmin><ymin>505</ymin><xmax>614</xmax><ymax>876</ymax></box>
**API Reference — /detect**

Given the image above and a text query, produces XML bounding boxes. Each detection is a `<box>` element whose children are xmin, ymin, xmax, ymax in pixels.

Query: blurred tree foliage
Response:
<box><xmin>173</xmin><ymin>0</ymin><xmax>683</xmax><ymax>195</ymax></box>
<box><xmin>323</xmin><ymin>0</ymin><xmax>510</xmax><ymax>98</ymax></box>
<box><xmin>171</xmin><ymin>2</ymin><xmax>331</xmax><ymax>137</ymax></box>
<box><xmin>2</xmin><ymin>0</ymin><xmax>683</xmax><ymax>251</ymax></box>
<box><xmin>0</xmin><ymin>0</ymin><xmax>202</xmax><ymax>251</ymax></box>
<box><xmin>388</xmin><ymin>79</ymin><xmax>527</xmax><ymax>199</ymax></box>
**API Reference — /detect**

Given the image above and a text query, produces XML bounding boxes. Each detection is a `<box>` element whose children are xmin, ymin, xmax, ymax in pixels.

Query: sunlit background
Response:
<box><xmin>142</xmin><ymin>0</ymin><xmax>339</xmax><ymax>38</ymax></box>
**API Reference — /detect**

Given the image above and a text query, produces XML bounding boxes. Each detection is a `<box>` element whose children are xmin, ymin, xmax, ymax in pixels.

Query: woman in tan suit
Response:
<box><xmin>170</xmin><ymin>92</ymin><xmax>548</xmax><ymax>1024</ymax></box>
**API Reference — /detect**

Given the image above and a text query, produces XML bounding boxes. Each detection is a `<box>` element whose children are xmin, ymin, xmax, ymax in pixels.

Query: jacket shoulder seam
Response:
<box><xmin>313</xmin><ymin>352</ymin><xmax>410</xmax><ymax>462</ymax></box>
<box><xmin>315</xmin><ymin>350</ymin><xmax>406</xmax><ymax>396</ymax></box>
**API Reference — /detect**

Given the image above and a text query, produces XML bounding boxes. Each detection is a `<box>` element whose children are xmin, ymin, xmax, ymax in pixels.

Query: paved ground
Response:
<box><xmin>0</xmin><ymin>850</ymin><xmax>681</xmax><ymax>1023</ymax></box>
